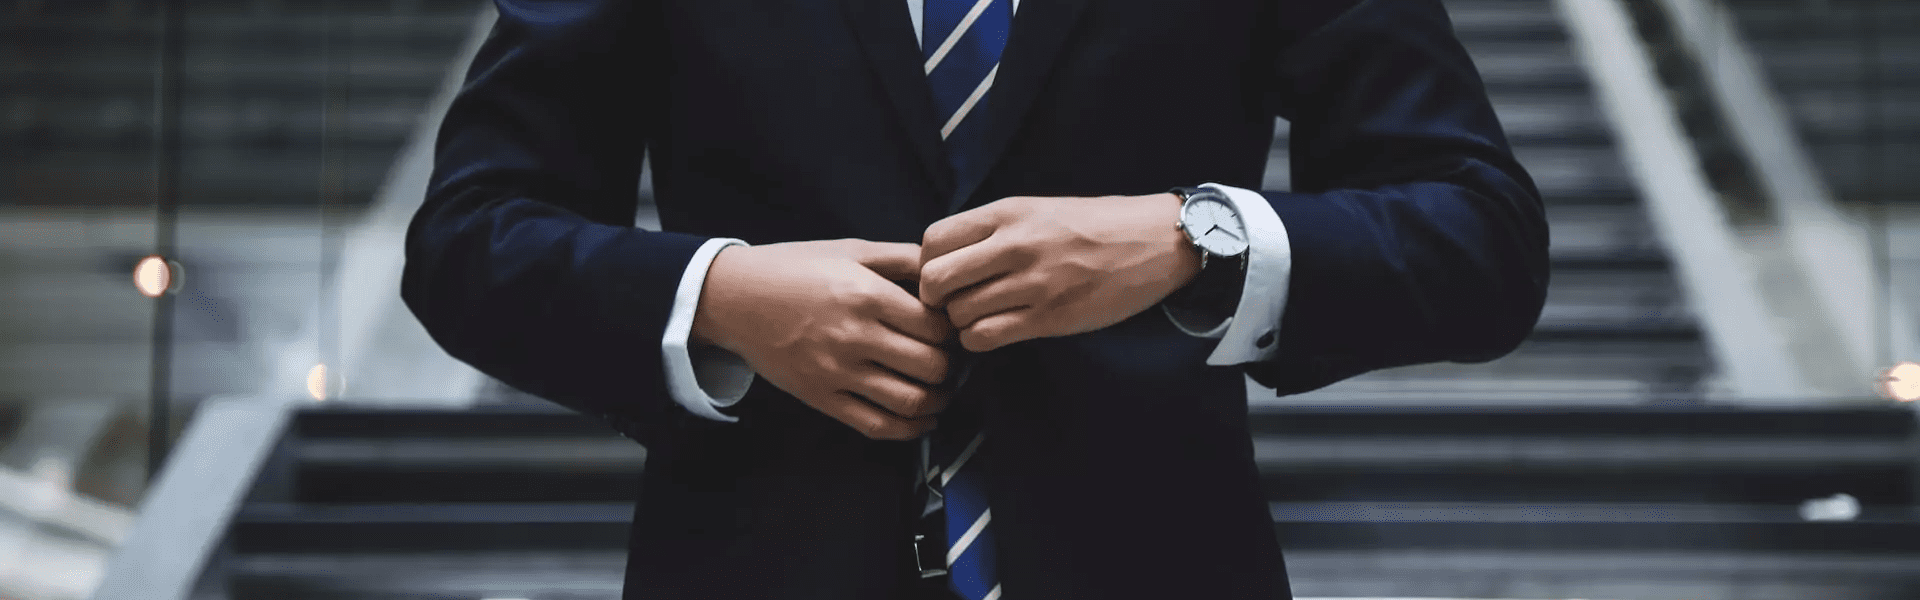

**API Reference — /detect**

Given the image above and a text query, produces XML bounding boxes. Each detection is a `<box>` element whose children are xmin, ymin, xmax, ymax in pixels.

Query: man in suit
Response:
<box><xmin>402</xmin><ymin>0</ymin><xmax>1549</xmax><ymax>598</ymax></box>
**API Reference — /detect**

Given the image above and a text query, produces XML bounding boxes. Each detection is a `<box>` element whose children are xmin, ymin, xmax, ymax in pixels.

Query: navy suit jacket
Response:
<box><xmin>402</xmin><ymin>0</ymin><xmax>1550</xmax><ymax>597</ymax></box>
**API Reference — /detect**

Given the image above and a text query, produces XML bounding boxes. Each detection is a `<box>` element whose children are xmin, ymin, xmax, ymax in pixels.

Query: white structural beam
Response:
<box><xmin>1653</xmin><ymin>0</ymin><xmax>1920</xmax><ymax>389</ymax></box>
<box><xmin>88</xmin><ymin>397</ymin><xmax>292</xmax><ymax>600</ymax></box>
<box><xmin>1554</xmin><ymin>0</ymin><xmax>1818</xmax><ymax>401</ymax></box>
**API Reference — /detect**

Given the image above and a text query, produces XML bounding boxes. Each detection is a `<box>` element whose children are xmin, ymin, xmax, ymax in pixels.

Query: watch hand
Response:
<box><xmin>1204</xmin><ymin>224</ymin><xmax>1220</xmax><ymax>237</ymax></box>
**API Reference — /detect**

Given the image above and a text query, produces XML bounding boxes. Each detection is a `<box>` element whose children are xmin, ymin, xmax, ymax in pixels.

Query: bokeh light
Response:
<box><xmin>132</xmin><ymin>255</ymin><xmax>172</xmax><ymax>298</ymax></box>
<box><xmin>307</xmin><ymin>364</ymin><xmax>332</xmax><ymax>401</ymax></box>
<box><xmin>1877</xmin><ymin>362</ymin><xmax>1920</xmax><ymax>403</ymax></box>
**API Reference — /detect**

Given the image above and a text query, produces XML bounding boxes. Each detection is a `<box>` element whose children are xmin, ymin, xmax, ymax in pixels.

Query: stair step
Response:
<box><xmin>1264</xmin><ymin>145</ymin><xmax>1636</xmax><ymax>200</ymax></box>
<box><xmin>277</xmin><ymin>406</ymin><xmax>1914</xmax><ymax>506</ymax></box>
<box><xmin>218</xmin><ymin>549</ymin><xmax>1920</xmax><ymax>600</ymax></box>
<box><xmin>230</xmin><ymin>502</ymin><xmax>633</xmax><ymax>553</ymax></box>
<box><xmin>0</xmin><ymin>14</ymin><xmax>477</xmax><ymax>41</ymax></box>
<box><xmin>226</xmin><ymin>500</ymin><xmax>1920</xmax><ymax>554</ymax></box>
<box><xmin>1242</xmin><ymin>404</ymin><xmax>1912</xmax><ymax>435</ymax></box>
<box><xmin>1783</xmin><ymin>89</ymin><xmax>1920</xmax><ymax>139</ymax></box>
<box><xmin>1252</xmin><ymin>436</ymin><xmax>1911</xmax><ymax>469</ymax></box>
<box><xmin>1449</xmin><ymin>0</ymin><xmax>1575</xmax><ymax>41</ymax></box>
<box><xmin>1465</xmin><ymin>42</ymin><xmax>1591</xmax><ymax>90</ymax></box>
<box><xmin>287</xmin><ymin>454</ymin><xmax>1911</xmax><ymax>506</ymax></box>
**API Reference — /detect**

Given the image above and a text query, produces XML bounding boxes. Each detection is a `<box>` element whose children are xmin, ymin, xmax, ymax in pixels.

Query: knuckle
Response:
<box><xmin>808</xmin><ymin>352</ymin><xmax>842</xmax><ymax>382</ymax></box>
<box><xmin>963</xmin><ymin>327</ymin><xmax>997</xmax><ymax>352</ymax></box>
<box><xmin>922</xmin><ymin>389</ymin><xmax>952</xmax><ymax>414</ymax></box>
<box><xmin>822</xmin><ymin>318</ymin><xmax>861</xmax><ymax>348</ymax></box>
<box><xmin>928</xmin><ymin>352</ymin><xmax>952</xmax><ymax>383</ymax></box>
<box><xmin>865</xmin><ymin>418</ymin><xmax>906</xmax><ymax>441</ymax></box>
<box><xmin>1008</xmin><ymin>241</ymin><xmax>1040</xmax><ymax>264</ymax></box>
<box><xmin>918</xmin><ymin>265</ymin><xmax>945</xmax><ymax>293</ymax></box>
<box><xmin>850</xmin><ymin>286</ymin><xmax>885</xmax><ymax>314</ymax></box>
<box><xmin>960</xmin><ymin>332</ymin><xmax>982</xmax><ymax>353</ymax></box>
<box><xmin>944</xmin><ymin>304</ymin><xmax>968</xmax><ymax>329</ymax></box>
<box><xmin>899</xmin><ymin>387</ymin><xmax>933</xmax><ymax>417</ymax></box>
<box><xmin>931</xmin><ymin>307</ymin><xmax>959</xmax><ymax>331</ymax></box>
<box><xmin>826</xmin><ymin>277</ymin><xmax>862</xmax><ymax>308</ymax></box>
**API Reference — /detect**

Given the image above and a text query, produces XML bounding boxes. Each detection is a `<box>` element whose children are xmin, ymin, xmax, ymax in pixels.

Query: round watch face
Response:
<box><xmin>1182</xmin><ymin>196</ymin><xmax>1250</xmax><ymax>257</ymax></box>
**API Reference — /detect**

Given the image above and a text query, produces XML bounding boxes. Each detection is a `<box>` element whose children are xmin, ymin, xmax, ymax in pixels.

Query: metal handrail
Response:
<box><xmin>1651</xmin><ymin>0</ymin><xmax>1920</xmax><ymax>378</ymax></box>
<box><xmin>89</xmin><ymin>395</ymin><xmax>297</xmax><ymax>600</ymax></box>
<box><xmin>1553</xmin><ymin>0</ymin><xmax>1817</xmax><ymax>400</ymax></box>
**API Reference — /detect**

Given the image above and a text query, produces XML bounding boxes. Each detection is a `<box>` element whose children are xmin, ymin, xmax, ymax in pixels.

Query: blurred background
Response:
<box><xmin>3</xmin><ymin>0</ymin><xmax>1920</xmax><ymax>598</ymax></box>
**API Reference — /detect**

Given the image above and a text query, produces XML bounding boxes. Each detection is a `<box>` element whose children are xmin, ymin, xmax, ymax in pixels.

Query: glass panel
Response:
<box><xmin>3</xmin><ymin>0</ymin><xmax>484</xmax><ymax>597</ymax></box>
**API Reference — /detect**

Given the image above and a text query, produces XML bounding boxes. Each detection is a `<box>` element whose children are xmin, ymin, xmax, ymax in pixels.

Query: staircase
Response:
<box><xmin>0</xmin><ymin>0</ymin><xmax>483</xmax><ymax>207</ymax></box>
<box><xmin>77</xmin><ymin>2</ymin><xmax>1920</xmax><ymax>600</ymax></box>
<box><xmin>1723</xmin><ymin>0</ymin><xmax>1920</xmax><ymax>338</ymax></box>
<box><xmin>0</xmin><ymin>0</ymin><xmax>485</xmax><ymax>400</ymax></box>
<box><xmin>182</xmin><ymin>402</ymin><xmax>1920</xmax><ymax>600</ymax></box>
<box><xmin>1725</xmin><ymin>0</ymin><xmax>1919</xmax><ymax>209</ymax></box>
<box><xmin>1</xmin><ymin>3</ymin><xmax>484</xmax><ymax>597</ymax></box>
<box><xmin>1261</xmin><ymin>0</ymin><xmax>1717</xmax><ymax>406</ymax></box>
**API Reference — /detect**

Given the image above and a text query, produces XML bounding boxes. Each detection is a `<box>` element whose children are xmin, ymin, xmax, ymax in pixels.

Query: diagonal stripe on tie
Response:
<box><xmin>946</xmin><ymin>508</ymin><xmax>991</xmax><ymax>565</ymax></box>
<box><xmin>940</xmin><ymin>64</ymin><xmax>998</xmax><ymax>140</ymax></box>
<box><xmin>940</xmin><ymin>431</ymin><xmax>985</xmax><ymax>486</ymax></box>
<box><xmin>941</xmin><ymin>457</ymin><xmax>999</xmax><ymax>599</ymax></box>
<box><xmin>924</xmin><ymin>0</ymin><xmax>999</xmax><ymax>74</ymax></box>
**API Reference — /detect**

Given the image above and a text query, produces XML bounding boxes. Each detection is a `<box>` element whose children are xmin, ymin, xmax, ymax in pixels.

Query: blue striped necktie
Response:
<box><xmin>925</xmin><ymin>0</ymin><xmax>1011</xmax><ymax>188</ymax></box>
<box><xmin>924</xmin><ymin>3</ymin><xmax>1010</xmax><ymax>598</ymax></box>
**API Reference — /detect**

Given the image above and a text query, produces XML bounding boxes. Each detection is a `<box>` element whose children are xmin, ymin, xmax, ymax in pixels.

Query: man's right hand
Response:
<box><xmin>691</xmin><ymin>239</ymin><xmax>957</xmax><ymax>440</ymax></box>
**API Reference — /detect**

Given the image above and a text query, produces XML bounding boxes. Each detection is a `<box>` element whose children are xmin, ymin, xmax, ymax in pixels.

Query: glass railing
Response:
<box><xmin>2</xmin><ymin>1</ymin><xmax>488</xmax><ymax>598</ymax></box>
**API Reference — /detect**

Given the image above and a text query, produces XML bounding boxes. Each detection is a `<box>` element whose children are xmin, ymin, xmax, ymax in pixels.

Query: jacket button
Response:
<box><xmin>1255</xmin><ymin>330</ymin><xmax>1275</xmax><ymax>349</ymax></box>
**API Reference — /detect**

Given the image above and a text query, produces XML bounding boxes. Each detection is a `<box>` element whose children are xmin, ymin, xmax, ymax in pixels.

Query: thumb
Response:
<box><xmin>853</xmin><ymin>241</ymin><xmax>924</xmax><ymax>282</ymax></box>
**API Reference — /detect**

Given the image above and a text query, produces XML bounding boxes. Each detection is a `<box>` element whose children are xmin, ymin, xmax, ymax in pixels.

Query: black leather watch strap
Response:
<box><xmin>1169</xmin><ymin>246</ymin><xmax>1245</xmax><ymax>312</ymax></box>
<box><xmin>1167</xmin><ymin>186</ymin><xmax>1247</xmax><ymax>312</ymax></box>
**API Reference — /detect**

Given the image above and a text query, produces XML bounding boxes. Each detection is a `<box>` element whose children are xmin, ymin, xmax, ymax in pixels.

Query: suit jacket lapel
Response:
<box><xmin>946</xmin><ymin>0</ymin><xmax>1091</xmax><ymax>215</ymax></box>
<box><xmin>840</xmin><ymin>0</ymin><xmax>956</xmax><ymax>202</ymax></box>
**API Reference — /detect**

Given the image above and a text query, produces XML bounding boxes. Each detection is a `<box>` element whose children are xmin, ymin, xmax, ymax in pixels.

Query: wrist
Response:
<box><xmin>1153</xmin><ymin>192</ymin><xmax>1203</xmax><ymax>291</ymax></box>
<box><xmin>690</xmin><ymin>244</ymin><xmax>746</xmax><ymax>353</ymax></box>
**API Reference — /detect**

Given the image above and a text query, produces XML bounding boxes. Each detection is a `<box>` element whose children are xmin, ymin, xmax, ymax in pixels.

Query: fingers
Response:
<box><xmin>920</xmin><ymin>209</ymin><xmax>999</xmax><ymax>270</ymax></box>
<box><xmin>920</xmin><ymin>236</ymin><xmax>1021</xmax><ymax>308</ymax></box>
<box><xmin>856</xmin><ymin>330</ymin><xmax>952</xmax><ymax>387</ymax></box>
<box><xmin>944</xmin><ymin>271</ymin><xmax>1046</xmax><ymax>330</ymax></box>
<box><xmin>960</xmin><ymin>309</ymin><xmax>1032</xmax><ymax>353</ymax></box>
<box><xmin>810</xmin><ymin>390</ymin><xmax>938</xmax><ymax>441</ymax></box>
<box><xmin>854</xmin><ymin>240</ymin><xmax>926</xmax><ymax>283</ymax></box>
<box><xmin>862</xmin><ymin>281</ymin><xmax>955</xmax><ymax>346</ymax></box>
<box><xmin>845</xmin><ymin>367</ymin><xmax>950</xmax><ymax>419</ymax></box>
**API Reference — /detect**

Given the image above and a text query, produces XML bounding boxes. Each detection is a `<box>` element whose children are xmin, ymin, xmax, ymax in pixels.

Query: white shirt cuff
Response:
<box><xmin>661</xmin><ymin>237</ymin><xmax>755</xmax><ymax>422</ymax></box>
<box><xmin>1160</xmin><ymin>183</ymin><xmax>1291</xmax><ymax>366</ymax></box>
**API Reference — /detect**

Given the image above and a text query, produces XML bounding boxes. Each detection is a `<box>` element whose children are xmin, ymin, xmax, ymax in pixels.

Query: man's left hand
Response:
<box><xmin>919</xmin><ymin>193</ymin><xmax>1202</xmax><ymax>352</ymax></box>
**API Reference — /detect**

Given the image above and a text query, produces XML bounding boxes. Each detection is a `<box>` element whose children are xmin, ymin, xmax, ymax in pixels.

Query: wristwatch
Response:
<box><xmin>1167</xmin><ymin>186</ymin><xmax>1248</xmax><ymax>310</ymax></box>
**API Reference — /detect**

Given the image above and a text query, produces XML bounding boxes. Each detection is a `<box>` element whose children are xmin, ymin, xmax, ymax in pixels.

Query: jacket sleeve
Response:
<box><xmin>1242</xmin><ymin>0</ymin><xmax>1552</xmax><ymax>396</ymax></box>
<box><xmin>401</xmin><ymin>0</ymin><xmax>713</xmax><ymax>446</ymax></box>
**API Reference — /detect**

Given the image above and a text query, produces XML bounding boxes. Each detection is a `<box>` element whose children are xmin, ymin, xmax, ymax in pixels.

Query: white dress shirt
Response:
<box><xmin>659</xmin><ymin>1</ymin><xmax>1293</xmax><ymax>423</ymax></box>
